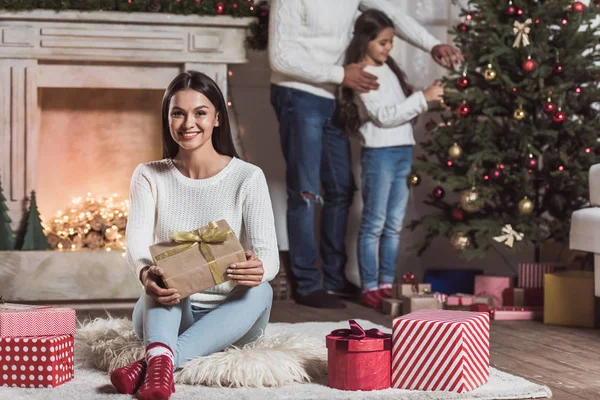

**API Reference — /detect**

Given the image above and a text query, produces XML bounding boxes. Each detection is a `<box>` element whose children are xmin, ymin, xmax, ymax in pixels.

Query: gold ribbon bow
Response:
<box><xmin>513</xmin><ymin>19</ymin><xmax>532</xmax><ymax>48</ymax></box>
<box><xmin>155</xmin><ymin>222</ymin><xmax>232</xmax><ymax>286</ymax></box>
<box><xmin>493</xmin><ymin>224</ymin><xmax>524</xmax><ymax>248</ymax></box>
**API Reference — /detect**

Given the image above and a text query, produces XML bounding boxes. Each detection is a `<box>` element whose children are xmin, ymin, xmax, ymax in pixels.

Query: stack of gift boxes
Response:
<box><xmin>382</xmin><ymin>264</ymin><xmax>598</xmax><ymax>327</ymax></box>
<box><xmin>0</xmin><ymin>302</ymin><xmax>76</xmax><ymax>389</ymax></box>
<box><xmin>327</xmin><ymin>310</ymin><xmax>490</xmax><ymax>393</ymax></box>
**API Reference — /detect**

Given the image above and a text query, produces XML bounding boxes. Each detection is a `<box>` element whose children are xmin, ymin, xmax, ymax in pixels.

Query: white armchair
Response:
<box><xmin>569</xmin><ymin>164</ymin><xmax>600</xmax><ymax>296</ymax></box>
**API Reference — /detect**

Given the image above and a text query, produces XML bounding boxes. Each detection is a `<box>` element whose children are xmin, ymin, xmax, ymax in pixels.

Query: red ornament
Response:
<box><xmin>561</xmin><ymin>18</ymin><xmax>568</xmax><ymax>24</ymax></box>
<box><xmin>543</xmin><ymin>100</ymin><xmax>556</xmax><ymax>114</ymax></box>
<box><xmin>452</xmin><ymin>208</ymin><xmax>464</xmax><ymax>221</ymax></box>
<box><xmin>522</xmin><ymin>58</ymin><xmax>537</xmax><ymax>72</ymax></box>
<box><xmin>553</xmin><ymin>110</ymin><xmax>567</xmax><ymax>123</ymax></box>
<box><xmin>458</xmin><ymin>103</ymin><xmax>471</xmax><ymax>116</ymax></box>
<box><xmin>216</xmin><ymin>2</ymin><xmax>224</xmax><ymax>14</ymax></box>
<box><xmin>505</xmin><ymin>4</ymin><xmax>516</xmax><ymax>15</ymax></box>
<box><xmin>432</xmin><ymin>186</ymin><xmax>446</xmax><ymax>199</ymax></box>
<box><xmin>528</xmin><ymin>157</ymin><xmax>538</xmax><ymax>168</ymax></box>
<box><xmin>457</xmin><ymin>76</ymin><xmax>470</xmax><ymax>88</ymax></box>
<box><xmin>402</xmin><ymin>272</ymin><xmax>416</xmax><ymax>284</ymax></box>
<box><xmin>552</xmin><ymin>63</ymin><xmax>564</xmax><ymax>75</ymax></box>
<box><xmin>573</xmin><ymin>1</ymin><xmax>586</xmax><ymax>12</ymax></box>
<box><xmin>457</xmin><ymin>23</ymin><xmax>470</xmax><ymax>32</ymax></box>
<box><xmin>490</xmin><ymin>168</ymin><xmax>502</xmax><ymax>180</ymax></box>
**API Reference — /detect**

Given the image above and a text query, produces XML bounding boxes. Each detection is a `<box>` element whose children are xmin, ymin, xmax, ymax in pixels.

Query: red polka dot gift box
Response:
<box><xmin>0</xmin><ymin>303</ymin><xmax>75</xmax><ymax>338</ymax></box>
<box><xmin>0</xmin><ymin>334</ymin><xmax>74</xmax><ymax>388</ymax></box>
<box><xmin>392</xmin><ymin>310</ymin><xmax>490</xmax><ymax>393</ymax></box>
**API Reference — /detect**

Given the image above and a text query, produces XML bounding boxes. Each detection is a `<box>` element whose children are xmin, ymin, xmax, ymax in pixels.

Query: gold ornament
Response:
<box><xmin>448</xmin><ymin>143</ymin><xmax>463</xmax><ymax>160</ymax></box>
<box><xmin>513</xmin><ymin>106</ymin><xmax>526</xmax><ymax>121</ymax></box>
<box><xmin>408</xmin><ymin>173</ymin><xmax>421</xmax><ymax>187</ymax></box>
<box><xmin>460</xmin><ymin>187</ymin><xmax>481</xmax><ymax>213</ymax></box>
<box><xmin>484</xmin><ymin>64</ymin><xmax>497</xmax><ymax>81</ymax></box>
<box><xmin>450</xmin><ymin>232</ymin><xmax>471</xmax><ymax>250</ymax></box>
<box><xmin>518</xmin><ymin>196</ymin><xmax>534</xmax><ymax>214</ymax></box>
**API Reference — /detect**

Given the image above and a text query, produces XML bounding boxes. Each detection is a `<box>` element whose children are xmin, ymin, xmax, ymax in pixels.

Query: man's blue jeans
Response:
<box><xmin>358</xmin><ymin>146</ymin><xmax>413</xmax><ymax>290</ymax></box>
<box><xmin>270</xmin><ymin>84</ymin><xmax>354</xmax><ymax>296</ymax></box>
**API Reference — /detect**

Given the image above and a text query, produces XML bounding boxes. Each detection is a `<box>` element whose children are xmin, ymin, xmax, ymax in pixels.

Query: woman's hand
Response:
<box><xmin>423</xmin><ymin>80</ymin><xmax>444</xmax><ymax>103</ymax></box>
<box><xmin>141</xmin><ymin>266</ymin><xmax>180</xmax><ymax>305</ymax></box>
<box><xmin>227</xmin><ymin>250</ymin><xmax>264</xmax><ymax>287</ymax></box>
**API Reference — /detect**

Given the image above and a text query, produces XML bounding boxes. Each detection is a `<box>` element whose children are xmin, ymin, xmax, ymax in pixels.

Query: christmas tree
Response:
<box><xmin>412</xmin><ymin>0</ymin><xmax>599</xmax><ymax>261</ymax></box>
<box><xmin>21</xmin><ymin>191</ymin><xmax>51</xmax><ymax>251</ymax></box>
<box><xmin>0</xmin><ymin>179</ymin><xmax>15</xmax><ymax>250</ymax></box>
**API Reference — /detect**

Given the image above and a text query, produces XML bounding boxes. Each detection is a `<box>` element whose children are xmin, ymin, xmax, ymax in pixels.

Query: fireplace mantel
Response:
<box><xmin>0</xmin><ymin>10</ymin><xmax>254</xmax><ymax>228</ymax></box>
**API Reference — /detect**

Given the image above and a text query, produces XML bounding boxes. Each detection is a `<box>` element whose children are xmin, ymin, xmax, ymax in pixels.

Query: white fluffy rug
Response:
<box><xmin>0</xmin><ymin>319</ymin><xmax>552</xmax><ymax>400</ymax></box>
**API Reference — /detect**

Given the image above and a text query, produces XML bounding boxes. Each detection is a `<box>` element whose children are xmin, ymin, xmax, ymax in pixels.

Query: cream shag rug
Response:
<box><xmin>0</xmin><ymin>319</ymin><xmax>552</xmax><ymax>400</ymax></box>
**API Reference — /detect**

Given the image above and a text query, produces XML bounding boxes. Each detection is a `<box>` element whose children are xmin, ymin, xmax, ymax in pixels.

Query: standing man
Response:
<box><xmin>269</xmin><ymin>0</ymin><xmax>461</xmax><ymax>309</ymax></box>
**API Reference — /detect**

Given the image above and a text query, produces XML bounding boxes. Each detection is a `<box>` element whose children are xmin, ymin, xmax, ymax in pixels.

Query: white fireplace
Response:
<box><xmin>0</xmin><ymin>10</ymin><xmax>254</xmax><ymax>302</ymax></box>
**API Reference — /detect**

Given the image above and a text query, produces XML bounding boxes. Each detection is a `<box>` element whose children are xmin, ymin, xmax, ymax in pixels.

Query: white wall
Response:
<box><xmin>230</xmin><ymin>0</ymin><xmax>534</xmax><ymax>285</ymax></box>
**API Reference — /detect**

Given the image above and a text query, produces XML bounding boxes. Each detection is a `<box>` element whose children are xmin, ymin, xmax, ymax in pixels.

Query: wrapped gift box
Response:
<box><xmin>326</xmin><ymin>320</ymin><xmax>391</xmax><ymax>391</ymax></box>
<box><xmin>491</xmin><ymin>307</ymin><xmax>543</xmax><ymax>321</ymax></box>
<box><xmin>392</xmin><ymin>310</ymin><xmax>490</xmax><ymax>393</ymax></box>
<box><xmin>473</xmin><ymin>295</ymin><xmax>495</xmax><ymax>307</ymax></box>
<box><xmin>0</xmin><ymin>304</ymin><xmax>76</xmax><ymax>338</ymax></box>
<box><xmin>401</xmin><ymin>294</ymin><xmax>444</xmax><ymax>314</ymax></box>
<box><xmin>393</xmin><ymin>283</ymin><xmax>431</xmax><ymax>298</ymax></box>
<box><xmin>519</xmin><ymin>263</ymin><xmax>564</xmax><ymax>289</ymax></box>
<box><xmin>502</xmin><ymin>288</ymin><xmax>544</xmax><ymax>307</ymax></box>
<box><xmin>474</xmin><ymin>276</ymin><xmax>512</xmax><ymax>307</ymax></box>
<box><xmin>0</xmin><ymin>334</ymin><xmax>74</xmax><ymax>388</ymax></box>
<box><xmin>544</xmin><ymin>271</ymin><xmax>598</xmax><ymax>328</ymax></box>
<box><xmin>446</xmin><ymin>294</ymin><xmax>474</xmax><ymax>306</ymax></box>
<box><xmin>381</xmin><ymin>298</ymin><xmax>403</xmax><ymax>317</ymax></box>
<box><xmin>423</xmin><ymin>269</ymin><xmax>483</xmax><ymax>295</ymax></box>
<box><xmin>149</xmin><ymin>219</ymin><xmax>246</xmax><ymax>299</ymax></box>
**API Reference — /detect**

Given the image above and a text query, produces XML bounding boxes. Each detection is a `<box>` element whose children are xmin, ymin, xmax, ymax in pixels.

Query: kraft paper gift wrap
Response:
<box><xmin>149</xmin><ymin>220</ymin><xmax>246</xmax><ymax>299</ymax></box>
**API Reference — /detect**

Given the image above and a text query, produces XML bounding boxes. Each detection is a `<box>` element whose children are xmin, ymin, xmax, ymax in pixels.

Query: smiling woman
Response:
<box><xmin>113</xmin><ymin>71</ymin><xmax>280</xmax><ymax>400</ymax></box>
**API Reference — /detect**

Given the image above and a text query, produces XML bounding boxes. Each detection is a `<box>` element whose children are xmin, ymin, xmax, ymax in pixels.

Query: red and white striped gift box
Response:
<box><xmin>392</xmin><ymin>310</ymin><xmax>490</xmax><ymax>393</ymax></box>
<box><xmin>0</xmin><ymin>304</ymin><xmax>76</xmax><ymax>338</ymax></box>
<box><xmin>0</xmin><ymin>334</ymin><xmax>74</xmax><ymax>388</ymax></box>
<box><xmin>518</xmin><ymin>263</ymin><xmax>563</xmax><ymax>289</ymax></box>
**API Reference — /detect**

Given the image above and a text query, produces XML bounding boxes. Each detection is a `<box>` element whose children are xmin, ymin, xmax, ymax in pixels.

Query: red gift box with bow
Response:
<box><xmin>326</xmin><ymin>320</ymin><xmax>391</xmax><ymax>391</ymax></box>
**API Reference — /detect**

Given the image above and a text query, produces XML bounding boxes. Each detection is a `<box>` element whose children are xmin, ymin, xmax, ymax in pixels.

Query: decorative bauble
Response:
<box><xmin>450</xmin><ymin>232</ymin><xmax>471</xmax><ymax>251</ymax></box>
<box><xmin>448</xmin><ymin>143</ymin><xmax>463</xmax><ymax>160</ymax></box>
<box><xmin>543</xmin><ymin>99</ymin><xmax>556</xmax><ymax>114</ymax></box>
<box><xmin>522</xmin><ymin>58</ymin><xmax>537</xmax><ymax>72</ymax></box>
<box><xmin>553</xmin><ymin>109</ymin><xmax>567</xmax><ymax>123</ymax></box>
<box><xmin>518</xmin><ymin>196</ymin><xmax>534</xmax><ymax>214</ymax></box>
<box><xmin>490</xmin><ymin>168</ymin><xmax>502</xmax><ymax>180</ymax></box>
<box><xmin>452</xmin><ymin>208</ymin><xmax>464</xmax><ymax>221</ymax></box>
<box><xmin>573</xmin><ymin>1</ymin><xmax>586</xmax><ymax>12</ymax></box>
<box><xmin>457</xmin><ymin>76</ymin><xmax>470</xmax><ymax>88</ymax></box>
<box><xmin>216</xmin><ymin>2</ymin><xmax>225</xmax><ymax>14</ymax></box>
<box><xmin>432</xmin><ymin>186</ymin><xmax>446</xmax><ymax>199</ymax></box>
<box><xmin>458</xmin><ymin>103</ymin><xmax>471</xmax><ymax>116</ymax></box>
<box><xmin>484</xmin><ymin>67</ymin><xmax>497</xmax><ymax>81</ymax></box>
<box><xmin>460</xmin><ymin>188</ymin><xmax>481</xmax><ymax>213</ymax></box>
<box><xmin>505</xmin><ymin>4</ymin><xmax>516</xmax><ymax>15</ymax></box>
<box><xmin>408</xmin><ymin>173</ymin><xmax>421</xmax><ymax>187</ymax></box>
<box><xmin>552</xmin><ymin>63</ymin><xmax>564</xmax><ymax>75</ymax></box>
<box><xmin>457</xmin><ymin>23</ymin><xmax>470</xmax><ymax>32</ymax></box>
<box><xmin>148</xmin><ymin>0</ymin><xmax>161</xmax><ymax>12</ymax></box>
<box><xmin>513</xmin><ymin>107</ymin><xmax>526</xmax><ymax>120</ymax></box>
<box><xmin>527</xmin><ymin>157</ymin><xmax>538</xmax><ymax>168</ymax></box>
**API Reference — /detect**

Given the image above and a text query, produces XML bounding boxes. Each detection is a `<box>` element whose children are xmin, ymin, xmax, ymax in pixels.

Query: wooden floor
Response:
<box><xmin>81</xmin><ymin>299</ymin><xmax>600</xmax><ymax>400</ymax></box>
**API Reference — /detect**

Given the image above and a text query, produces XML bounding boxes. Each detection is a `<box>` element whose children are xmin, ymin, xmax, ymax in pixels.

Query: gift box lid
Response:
<box><xmin>326</xmin><ymin>320</ymin><xmax>391</xmax><ymax>352</ymax></box>
<box><xmin>394</xmin><ymin>309</ymin><xmax>489</xmax><ymax>325</ymax></box>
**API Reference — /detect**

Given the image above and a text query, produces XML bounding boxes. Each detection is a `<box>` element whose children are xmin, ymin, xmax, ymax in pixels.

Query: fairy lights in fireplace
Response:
<box><xmin>43</xmin><ymin>193</ymin><xmax>129</xmax><ymax>254</ymax></box>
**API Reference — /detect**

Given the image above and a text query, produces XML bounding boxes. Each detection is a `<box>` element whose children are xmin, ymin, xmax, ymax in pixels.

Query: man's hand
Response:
<box><xmin>141</xmin><ymin>266</ymin><xmax>180</xmax><ymax>305</ymax></box>
<box><xmin>342</xmin><ymin>64</ymin><xmax>379</xmax><ymax>93</ymax></box>
<box><xmin>227</xmin><ymin>250</ymin><xmax>264</xmax><ymax>287</ymax></box>
<box><xmin>431</xmin><ymin>44</ymin><xmax>463</xmax><ymax>68</ymax></box>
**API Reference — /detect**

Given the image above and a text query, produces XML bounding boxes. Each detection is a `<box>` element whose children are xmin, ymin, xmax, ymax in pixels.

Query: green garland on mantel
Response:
<box><xmin>0</xmin><ymin>0</ymin><xmax>270</xmax><ymax>49</ymax></box>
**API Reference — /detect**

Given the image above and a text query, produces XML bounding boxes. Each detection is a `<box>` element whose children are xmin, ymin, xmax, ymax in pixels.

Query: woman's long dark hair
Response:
<box><xmin>337</xmin><ymin>9</ymin><xmax>414</xmax><ymax>134</ymax></box>
<box><xmin>161</xmin><ymin>70</ymin><xmax>239</xmax><ymax>159</ymax></box>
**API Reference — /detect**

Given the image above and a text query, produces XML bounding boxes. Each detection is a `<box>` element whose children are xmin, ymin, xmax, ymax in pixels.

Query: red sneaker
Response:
<box><xmin>379</xmin><ymin>286</ymin><xmax>393</xmax><ymax>299</ymax></box>
<box><xmin>361</xmin><ymin>290</ymin><xmax>383</xmax><ymax>309</ymax></box>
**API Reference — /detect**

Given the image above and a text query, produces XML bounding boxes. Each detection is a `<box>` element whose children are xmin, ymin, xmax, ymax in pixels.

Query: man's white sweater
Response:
<box><xmin>268</xmin><ymin>0</ymin><xmax>441</xmax><ymax>99</ymax></box>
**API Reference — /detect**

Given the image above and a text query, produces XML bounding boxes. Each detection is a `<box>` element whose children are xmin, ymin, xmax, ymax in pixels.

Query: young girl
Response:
<box><xmin>337</xmin><ymin>9</ymin><xmax>443</xmax><ymax>309</ymax></box>
<box><xmin>110</xmin><ymin>71</ymin><xmax>279</xmax><ymax>400</ymax></box>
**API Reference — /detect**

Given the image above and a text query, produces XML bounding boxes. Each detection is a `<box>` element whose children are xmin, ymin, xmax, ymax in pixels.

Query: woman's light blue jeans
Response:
<box><xmin>358</xmin><ymin>146</ymin><xmax>413</xmax><ymax>291</ymax></box>
<box><xmin>132</xmin><ymin>282</ymin><xmax>273</xmax><ymax>368</ymax></box>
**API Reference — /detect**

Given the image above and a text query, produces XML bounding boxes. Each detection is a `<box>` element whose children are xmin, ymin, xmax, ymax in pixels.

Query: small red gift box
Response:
<box><xmin>392</xmin><ymin>310</ymin><xmax>490</xmax><ymax>393</ymax></box>
<box><xmin>0</xmin><ymin>303</ymin><xmax>76</xmax><ymax>338</ymax></box>
<box><xmin>446</xmin><ymin>294</ymin><xmax>474</xmax><ymax>306</ymax></box>
<box><xmin>502</xmin><ymin>288</ymin><xmax>544</xmax><ymax>307</ymax></box>
<box><xmin>326</xmin><ymin>320</ymin><xmax>391</xmax><ymax>391</ymax></box>
<box><xmin>0</xmin><ymin>334</ymin><xmax>74</xmax><ymax>388</ymax></box>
